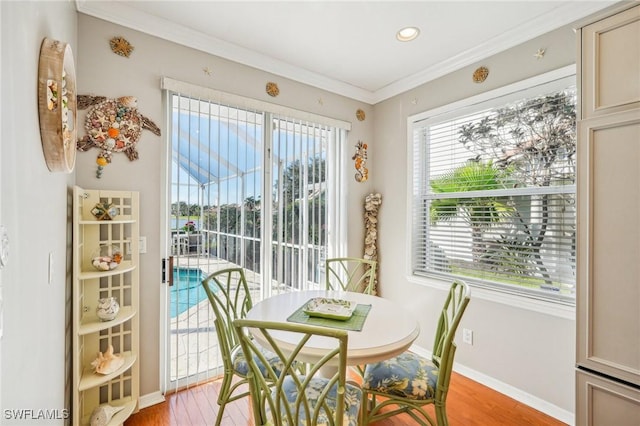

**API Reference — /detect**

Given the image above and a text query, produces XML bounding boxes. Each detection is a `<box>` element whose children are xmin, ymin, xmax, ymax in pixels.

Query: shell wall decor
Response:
<box><xmin>266</xmin><ymin>82</ymin><xmax>279</xmax><ymax>97</ymax></box>
<box><xmin>472</xmin><ymin>66</ymin><xmax>489</xmax><ymax>83</ymax></box>
<box><xmin>37</xmin><ymin>37</ymin><xmax>78</xmax><ymax>173</ymax></box>
<box><xmin>76</xmin><ymin>94</ymin><xmax>161</xmax><ymax>178</ymax></box>
<box><xmin>352</xmin><ymin>140</ymin><xmax>369</xmax><ymax>182</ymax></box>
<box><xmin>364</xmin><ymin>193</ymin><xmax>382</xmax><ymax>295</ymax></box>
<box><xmin>109</xmin><ymin>36</ymin><xmax>134</xmax><ymax>57</ymax></box>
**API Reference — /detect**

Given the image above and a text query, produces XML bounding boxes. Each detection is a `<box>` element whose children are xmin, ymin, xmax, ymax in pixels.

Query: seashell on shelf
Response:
<box><xmin>91</xmin><ymin>344</ymin><xmax>125</xmax><ymax>375</ymax></box>
<box><xmin>90</xmin><ymin>404</ymin><xmax>125</xmax><ymax>426</ymax></box>
<box><xmin>96</xmin><ymin>297</ymin><xmax>120</xmax><ymax>321</ymax></box>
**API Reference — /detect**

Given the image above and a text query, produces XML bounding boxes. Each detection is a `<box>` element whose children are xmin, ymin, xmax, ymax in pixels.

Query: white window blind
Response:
<box><xmin>411</xmin><ymin>72</ymin><xmax>576</xmax><ymax>304</ymax></box>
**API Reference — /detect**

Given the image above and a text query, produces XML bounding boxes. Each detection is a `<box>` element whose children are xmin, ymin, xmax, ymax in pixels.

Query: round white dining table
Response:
<box><xmin>245</xmin><ymin>290</ymin><xmax>420</xmax><ymax>366</ymax></box>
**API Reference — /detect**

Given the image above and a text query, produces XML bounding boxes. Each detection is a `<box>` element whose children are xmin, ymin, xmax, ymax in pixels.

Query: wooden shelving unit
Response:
<box><xmin>72</xmin><ymin>186</ymin><xmax>140</xmax><ymax>426</ymax></box>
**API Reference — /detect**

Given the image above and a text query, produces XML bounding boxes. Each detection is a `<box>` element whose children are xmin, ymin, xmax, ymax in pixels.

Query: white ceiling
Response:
<box><xmin>76</xmin><ymin>1</ymin><xmax>618</xmax><ymax>104</ymax></box>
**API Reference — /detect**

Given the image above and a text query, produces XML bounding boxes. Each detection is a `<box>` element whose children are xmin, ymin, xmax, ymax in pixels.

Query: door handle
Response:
<box><xmin>162</xmin><ymin>256</ymin><xmax>174</xmax><ymax>286</ymax></box>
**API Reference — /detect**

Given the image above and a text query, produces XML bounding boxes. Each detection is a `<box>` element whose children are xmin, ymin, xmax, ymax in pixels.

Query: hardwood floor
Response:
<box><xmin>125</xmin><ymin>371</ymin><xmax>567</xmax><ymax>425</ymax></box>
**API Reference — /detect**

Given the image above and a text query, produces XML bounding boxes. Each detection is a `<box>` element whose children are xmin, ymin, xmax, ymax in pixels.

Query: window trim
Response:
<box><xmin>406</xmin><ymin>273</ymin><xmax>576</xmax><ymax>319</ymax></box>
<box><xmin>161</xmin><ymin>77</ymin><xmax>351</xmax><ymax>130</ymax></box>
<box><xmin>405</xmin><ymin>65</ymin><xmax>577</xmax><ymax>315</ymax></box>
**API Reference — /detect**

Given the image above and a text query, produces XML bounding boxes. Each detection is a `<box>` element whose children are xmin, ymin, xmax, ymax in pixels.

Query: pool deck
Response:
<box><xmin>169</xmin><ymin>255</ymin><xmax>268</xmax><ymax>387</ymax></box>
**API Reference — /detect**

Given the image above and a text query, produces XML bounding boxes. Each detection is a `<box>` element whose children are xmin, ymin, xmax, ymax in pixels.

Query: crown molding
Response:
<box><xmin>372</xmin><ymin>1</ymin><xmax>616</xmax><ymax>104</ymax></box>
<box><xmin>75</xmin><ymin>0</ymin><xmax>376</xmax><ymax>104</ymax></box>
<box><xmin>76</xmin><ymin>0</ymin><xmax>614</xmax><ymax>105</ymax></box>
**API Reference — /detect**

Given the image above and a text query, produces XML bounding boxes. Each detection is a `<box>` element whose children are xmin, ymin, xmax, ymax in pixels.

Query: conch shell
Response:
<box><xmin>116</xmin><ymin>96</ymin><xmax>137</xmax><ymax>108</ymax></box>
<box><xmin>89</xmin><ymin>404</ymin><xmax>125</xmax><ymax>426</ymax></box>
<box><xmin>91</xmin><ymin>344</ymin><xmax>125</xmax><ymax>375</ymax></box>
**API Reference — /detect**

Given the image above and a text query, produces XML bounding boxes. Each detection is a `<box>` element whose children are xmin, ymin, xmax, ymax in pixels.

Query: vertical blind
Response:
<box><xmin>169</xmin><ymin>93</ymin><xmax>266</xmax><ymax>390</ymax></box>
<box><xmin>165</xmin><ymin>82</ymin><xmax>348</xmax><ymax>388</ymax></box>
<box><xmin>171</xmin><ymin>95</ymin><xmax>264</xmax><ymax>270</ymax></box>
<box><xmin>270</xmin><ymin>116</ymin><xmax>333</xmax><ymax>291</ymax></box>
<box><xmin>412</xmin><ymin>80</ymin><xmax>577</xmax><ymax>303</ymax></box>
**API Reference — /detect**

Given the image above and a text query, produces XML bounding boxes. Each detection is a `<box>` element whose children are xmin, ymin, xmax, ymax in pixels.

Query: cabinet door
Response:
<box><xmin>576</xmin><ymin>369</ymin><xmax>640</xmax><ymax>426</ymax></box>
<box><xmin>581</xmin><ymin>5</ymin><xmax>640</xmax><ymax>118</ymax></box>
<box><xmin>576</xmin><ymin>110</ymin><xmax>640</xmax><ymax>386</ymax></box>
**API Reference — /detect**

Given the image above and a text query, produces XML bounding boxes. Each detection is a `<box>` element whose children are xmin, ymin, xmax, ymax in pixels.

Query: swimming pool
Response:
<box><xmin>170</xmin><ymin>267</ymin><xmax>211</xmax><ymax>317</ymax></box>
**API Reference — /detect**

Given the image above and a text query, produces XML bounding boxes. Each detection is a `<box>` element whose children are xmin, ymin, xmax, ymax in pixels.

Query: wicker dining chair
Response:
<box><xmin>233</xmin><ymin>318</ymin><xmax>363</xmax><ymax>426</ymax></box>
<box><xmin>361</xmin><ymin>280</ymin><xmax>471</xmax><ymax>425</ymax></box>
<box><xmin>202</xmin><ymin>267</ymin><xmax>285</xmax><ymax>426</ymax></box>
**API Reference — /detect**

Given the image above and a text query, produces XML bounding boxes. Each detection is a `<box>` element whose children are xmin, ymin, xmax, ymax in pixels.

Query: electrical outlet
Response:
<box><xmin>462</xmin><ymin>328</ymin><xmax>473</xmax><ymax>345</ymax></box>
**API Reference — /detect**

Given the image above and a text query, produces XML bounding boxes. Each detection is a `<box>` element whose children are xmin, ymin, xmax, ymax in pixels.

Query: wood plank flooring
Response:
<box><xmin>125</xmin><ymin>371</ymin><xmax>567</xmax><ymax>425</ymax></box>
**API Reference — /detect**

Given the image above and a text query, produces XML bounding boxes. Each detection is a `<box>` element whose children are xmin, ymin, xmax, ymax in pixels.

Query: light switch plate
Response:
<box><xmin>139</xmin><ymin>236</ymin><xmax>147</xmax><ymax>254</ymax></box>
<box><xmin>49</xmin><ymin>252</ymin><xmax>54</xmax><ymax>284</ymax></box>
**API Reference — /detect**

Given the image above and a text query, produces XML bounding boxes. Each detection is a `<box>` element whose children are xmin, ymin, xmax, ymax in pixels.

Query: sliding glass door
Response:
<box><xmin>166</xmin><ymin>96</ymin><xmax>264</xmax><ymax>390</ymax></box>
<box><xmin>164</xmin><ymin>87</ymin><xmax>347</xmax><ymax>390</ymax></box>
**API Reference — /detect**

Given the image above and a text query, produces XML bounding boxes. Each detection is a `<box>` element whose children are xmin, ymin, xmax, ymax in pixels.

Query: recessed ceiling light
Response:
<box><xmin>396</xmin><ymin>26</ymin><xmax>420</xmax><ymax>42</ymax></box>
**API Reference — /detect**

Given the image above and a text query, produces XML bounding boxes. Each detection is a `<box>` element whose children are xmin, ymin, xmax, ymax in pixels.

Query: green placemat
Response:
<box><xmin>287</xmin><ymin>301</ymin><xmax>372</xmax><ymax>331</ymax></box>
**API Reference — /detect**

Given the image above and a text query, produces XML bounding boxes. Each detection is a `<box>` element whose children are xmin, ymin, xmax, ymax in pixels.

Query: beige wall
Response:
<box><xmin>372</xmin><ymin>26</ymin><xmax>578</xmax><ymax>420</ymax></box>
<box><xmin>76</xmin><ymin>13</ymin><xmax>374</xmax><ymax>397</ymax></box>
<box><xmin>1</xmin><ymin>0</ymin><xmax>77</xmax><ymax>422</ymax></box>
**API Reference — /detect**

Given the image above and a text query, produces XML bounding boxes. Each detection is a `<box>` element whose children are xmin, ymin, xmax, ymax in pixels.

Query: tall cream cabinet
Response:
<box><xmin>576</xmin><ymin>4</ymin><xmax>640</xmax><ymax>425</ymax></box>
<box><xmin>72</xmin><ymin>186</ymin><xmax>140</xmax><ymax>425</ymax></box>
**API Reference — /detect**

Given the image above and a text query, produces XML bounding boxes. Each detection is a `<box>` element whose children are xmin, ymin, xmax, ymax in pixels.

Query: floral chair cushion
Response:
<box><xmin>362</xmin><ymin>352</ymin><xmax>438</xmax><ymax>400</ymax></box>
<box><xmin>273</xmin><ymin>375</ymin><xmax>362</xmax><ymax>426</ymax></box>
<box><xmin>231</xmin><ymin>345</ymin><xmax>286</xmax><ymax>377</ymax></box>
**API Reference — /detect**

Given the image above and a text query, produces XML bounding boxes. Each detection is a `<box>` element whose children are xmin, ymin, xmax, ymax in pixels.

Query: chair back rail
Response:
<box><xmin>201</xmin><ymin>267</ymin><xmax>254</xmax><ymax>426</ymax></box>
<box><xmin>233</xmin><ymin>318</ymin><xmax>360</xmax><ymax>426</ymax></box>
<box><xmin>325</xmin><ymin>257</ymin><xmax>377</xmax><ymax>294</ymax></box>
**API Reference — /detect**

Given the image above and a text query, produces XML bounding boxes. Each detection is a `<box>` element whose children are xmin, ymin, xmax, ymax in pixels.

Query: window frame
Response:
<box><xmin>406</xmin><ymin>65</ymin><xmax>577</xmax><ymax>315</ymax></box>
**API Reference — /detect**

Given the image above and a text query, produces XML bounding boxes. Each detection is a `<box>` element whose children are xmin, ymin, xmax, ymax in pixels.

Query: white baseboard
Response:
<box><xmin>138</xmin><ymin>391</ymin><xmax>165</xmax><ymax>410</ymax></box>
<box><xmin>410</xmin><ymin>345</ymin><xmax>574</xmax><ymax>426</ymax></box>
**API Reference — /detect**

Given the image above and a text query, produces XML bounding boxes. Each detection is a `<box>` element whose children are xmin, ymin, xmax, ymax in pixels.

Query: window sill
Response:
<box><xmin>406</xmin><ymin>274</ymin><xmax>576</xmax><ymax>320</ymax></box>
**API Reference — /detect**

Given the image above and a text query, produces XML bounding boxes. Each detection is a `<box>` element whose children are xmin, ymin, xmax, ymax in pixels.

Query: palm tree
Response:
<box><xmin>430</xmin><ymin>161</ymin><xmax>512</xmax><ymax>263</ymax></box>
<box><xmin>456</xmin><ymin>90</ymin><xmax>576</xmax><ymax>283</ymax></box>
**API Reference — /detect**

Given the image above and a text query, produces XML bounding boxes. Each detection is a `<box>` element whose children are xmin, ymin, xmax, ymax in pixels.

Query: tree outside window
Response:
<box><xmin>414</xmin><ymin>80</ymin><xmax>577</xmax><ymax>300</ymax></box>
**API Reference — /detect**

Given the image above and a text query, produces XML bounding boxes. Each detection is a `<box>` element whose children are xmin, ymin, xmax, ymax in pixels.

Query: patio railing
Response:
<box><xmin>199</xmin><ymin>229</ymin><xmax>326</xmax><ymax>290</ymax></box>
